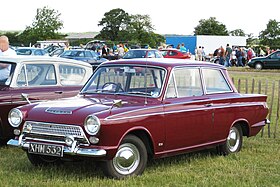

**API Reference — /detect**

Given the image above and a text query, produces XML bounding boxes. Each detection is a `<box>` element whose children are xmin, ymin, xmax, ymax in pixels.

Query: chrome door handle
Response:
<box><xmin>205</xmin><ymin>103</ymin><xmax>213</xmax><ymax>107</ymax></box>
<box><xmin>54</xmin><ymin>91</ymin><xmax>63</xmax><ymax>94</ymax></box>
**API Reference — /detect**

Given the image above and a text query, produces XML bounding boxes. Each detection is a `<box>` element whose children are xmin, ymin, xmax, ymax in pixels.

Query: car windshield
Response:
<box><xmin>0</xmin><ymin>61</ymin><xmax>16</xmax><ymax>86</ymax></box>
<box><xmin>81</xmin><ymin>65</ymin><xmax>166</xmax><ymax>98</ymax></box>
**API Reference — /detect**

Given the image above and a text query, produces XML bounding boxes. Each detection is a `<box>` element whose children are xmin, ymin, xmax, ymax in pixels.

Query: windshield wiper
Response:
<box><xmin>126</xmin><ymin>91</ymin><xmax>151</xmax><ymax>96</ymax></box>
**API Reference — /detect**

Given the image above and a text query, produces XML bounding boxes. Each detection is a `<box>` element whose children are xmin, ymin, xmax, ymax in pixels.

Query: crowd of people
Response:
<box><xmin>173</xmin><ymin>41</ymin><xmax>277</xmax><ymax>68</ymax></box>
<box><xmin>212</xmin><ymin>45</ymin><xmax>275</xmax><ymax>67</ymax></box>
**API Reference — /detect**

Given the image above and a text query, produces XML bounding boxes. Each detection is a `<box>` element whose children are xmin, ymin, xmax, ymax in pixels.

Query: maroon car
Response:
<box><xmin>0</xmin><ymin>56</ymin><xmax>93</xmax><ymax>142</ymax></box>
<box><xmin>160</xmin><ymin>48</ymin><xmax>191</xmax><ymax>59</ymax></box>
<box><xmin>7</xmin><ymin>58</ymin><xmax>269</xmax><ymax>178</ymax></box>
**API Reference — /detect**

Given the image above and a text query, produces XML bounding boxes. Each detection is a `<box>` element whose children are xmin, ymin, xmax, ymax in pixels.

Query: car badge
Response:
<box><xmin>45</xmin><ymin>108</ymin><xmax>72</xmax><ymax>115</ymax></box>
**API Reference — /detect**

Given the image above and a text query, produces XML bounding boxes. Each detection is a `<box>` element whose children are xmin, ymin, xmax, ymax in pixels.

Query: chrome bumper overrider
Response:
<box><xmin>7</xmin><ymin>139</ymin><xmax>106</xmax><ymax>157</ymax></box>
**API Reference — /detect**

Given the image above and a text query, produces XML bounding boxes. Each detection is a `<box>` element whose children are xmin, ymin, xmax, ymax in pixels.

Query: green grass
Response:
<box><xmin>0</xmin><ymin>68</ymin><xmax>279</xmax><ymax>186</ymax></box>
<box><xmin>0</xmin><ymin>138</ymin><xmax>279</xmax><ymax>187</ymax></box>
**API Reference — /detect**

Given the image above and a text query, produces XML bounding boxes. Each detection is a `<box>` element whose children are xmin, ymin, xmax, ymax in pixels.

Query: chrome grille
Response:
<box><xmin>22</xmin><ymin>121</ymin><xmax>89</xmax><ymax>144</ymax></box>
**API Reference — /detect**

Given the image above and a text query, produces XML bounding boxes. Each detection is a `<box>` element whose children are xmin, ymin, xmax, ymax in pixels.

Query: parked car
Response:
<box><xmin>160</xmin><ymin>48</ymin><xmax>191</xmax><ymax>59</ymax></box>
<box><xmin>7</xmin><ymin>58</ymin><xmax>269</xmax><ymax>179</ymax></box>
<box><xmin>15</xmin><ymin>47</ymin><xmax>49</xmax><ymax>56</ymax></box>
<box><xmin>0</xmin><ymin>56</ymin><xmax>93</xmax><ymax>142</ymax></box>
<box><xmin>247</xmin><ymin>50</ymin><xmax>280</xmax><ymax>70</ymax></box>
<box><xmin>59</xmin><ymin>49</ymin><xmax>107</xmax><ymax>70</ymax></box>
<box><xmin>122</xmin><ymin>49</ymin><xmax>163</xmax><ymax>59</ymax></box>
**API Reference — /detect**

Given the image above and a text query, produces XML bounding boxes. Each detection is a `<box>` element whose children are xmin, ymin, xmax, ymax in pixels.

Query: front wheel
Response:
<box><xmin>27</xmin><ymin>153</ymin><xmax>62</xmax><ymax>166</ymax></box>
<box><xmin>101</xmin><ymin>135</ymin><xmax>148</xmax><ymax>179</ymax></box>
<box><xmin>218</xmin><ymin>125</ymin><xmax>243</xmax><ymax>155</ymax></box>
<box><xmin>255</xmin><ymin>63</ymin><xmax>263</xmax><ymax>70</ymax></box>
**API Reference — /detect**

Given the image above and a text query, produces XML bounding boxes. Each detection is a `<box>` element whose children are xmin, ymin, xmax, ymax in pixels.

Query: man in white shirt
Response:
<box><xmin>0</xmin><ymin>35</ymin><xmax>17</xmax><ymax>81</ymax></box>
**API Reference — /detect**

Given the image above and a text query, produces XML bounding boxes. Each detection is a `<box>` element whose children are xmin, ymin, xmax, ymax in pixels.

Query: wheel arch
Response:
<box><xmin>123</xmin><ymin>128</ymin><xmax>155</xmax><ymax>159</ymax></box>
<box><xmin>231</xmin><ymin>119</ymin><xmax>249</xmax><ymax>137</ymax></box>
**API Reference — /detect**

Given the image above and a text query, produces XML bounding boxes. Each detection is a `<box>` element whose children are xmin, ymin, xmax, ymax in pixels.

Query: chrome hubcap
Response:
<box><xmin>255</xmin><ymin>64</ymin><xmax>262</xmax><ymax>70</ymax></box>
<box><xmin>113</xmin><ymin>143</ymin><xmax>140</xmax><ymax>175</ymax></box>
<box><xmin>227</xmin><ymin>126</ymin><xmax>240</xmax><ymax>152</ymax></box>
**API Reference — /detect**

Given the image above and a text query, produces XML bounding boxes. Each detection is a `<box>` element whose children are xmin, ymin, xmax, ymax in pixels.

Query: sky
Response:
<box><xmin>1</xmin><ymin>0</ymin><xmax>279</xmax><ymax>37</ymax></box>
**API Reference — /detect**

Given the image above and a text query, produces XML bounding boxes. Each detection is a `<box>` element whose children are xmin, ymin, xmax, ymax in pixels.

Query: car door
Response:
<box><xmin>201</xmin><ymin>68</ymin><xmax>234</xmax><ymax>141</ymax></box>
<box><xmin>163</xmin><ymin>67</ymin><xmax>214</xmax><ymax>151</ymax></box>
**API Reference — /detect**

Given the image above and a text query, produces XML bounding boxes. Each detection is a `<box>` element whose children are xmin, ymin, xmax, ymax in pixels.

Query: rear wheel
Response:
<box><xmin>101</xmin><ymin>135</ymin><xmax>147</xmax><ymax>179</ymax></box>
<box><xmin>218</xmin><ymin>125</ymin><xmax>243</xmax><ymax>155</ymax></box>
<box><xmin>27</xmin><ymin>153</ymin><xmax>62</xmax><ymax>166</ymax></box>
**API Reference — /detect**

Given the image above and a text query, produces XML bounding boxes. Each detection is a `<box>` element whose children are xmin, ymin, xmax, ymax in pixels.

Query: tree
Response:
<box><xmin>96</xmin><ymin>8</ymin><xmax>130</xmax><ymax>41</ymax></box>
<box><xmin>18</xmin><ymin>6</ymin><xmax>64</xmax><ymax>45</ymax></box>
<box><xmin>125</xmin><ymin>14</ymin><xmax>164</xmax><ymax>47</ymax></box>
<box><xmin>194</xmin><ymin>17</ymin><xmax>228</xmax><ymax>36</ymax></box>
<box><xmin>229</xmin><ymin>29</ymin><xmax>245</xmax><ymax>36</ymax></box>
<box><xmin>259</xmin><ymin>19</ymin><xmax>280</xmax><ymax>49</ymax></box>
<box><xmin>96</xmin><ymin>10</ymin><xmax>164</xmax><ymax>48</ymax></box>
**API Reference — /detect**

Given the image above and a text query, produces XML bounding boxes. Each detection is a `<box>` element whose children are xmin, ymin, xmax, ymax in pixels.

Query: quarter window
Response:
<box><xmin>59</xmin><ymin>65</ymin><xmax>86</xmax><ymax>85</ymax></box>
<box><xmin>202</xmin><ymin>69</ymin><xmax>231</xmax><ymax>93</ymax></box>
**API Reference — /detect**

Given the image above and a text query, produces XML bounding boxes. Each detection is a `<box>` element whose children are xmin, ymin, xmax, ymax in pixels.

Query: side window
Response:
<box><xmin>85</xmin><ymin>51</ymin><xmax>93</xmax><ymax>58</ymax></box>
<box><xmin>174</xmin><ymin>68</ymin><xmax>203</xmax><ymax>97</ymax></box>
<box><xmin>170</xmin><ymin>51</ymin><xmax>177</xmax><ymax>56</ymax></box>
<box><xmin>202</xmin><ymin>69</ymin><xmax>231</xmax><ymax>94</ymax></box>
<box><xmin>166</xmin><ymin>73</ymin><xmax>177</xmax><ymax>98</ymax></box>
<box><xmin>59</xmin><ymin>65</ymin><xmax>86</xmax><ymax>85</ymax></box>
<box><xmin>34</xmin><ymin>50</ymin><xmax>42</xmax><ymax>56</ymax></box>
<box><xmin>17</xmin><ymin>64</ymin><xmax>56</xmax><ymax>86</ymax></box>
<box><xmin>271</xmin><ymin>52</ymin><xmax>280</xmax><ymax>59</ymax></box>
<box><xmin>147</xmin><ymin>51</ymin><xmax>155</xmax><ymax>58</ymax></box>
<box><xmin>155</xmin><ymin>51</ymin><xmax>162</xmax><ymax>58</ymax></box>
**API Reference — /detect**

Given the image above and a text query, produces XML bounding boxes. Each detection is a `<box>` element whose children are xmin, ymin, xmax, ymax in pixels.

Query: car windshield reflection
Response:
<box><xmin>81</xmin><ymin>65</ymin><xmax>166</xmax><ymax>98</ymax></box>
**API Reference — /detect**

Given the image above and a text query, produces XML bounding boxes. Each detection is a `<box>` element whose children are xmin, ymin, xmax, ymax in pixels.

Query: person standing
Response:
<box><xmin>0</xmin><ymin>35</ymin><xmax>17</xmax><ymax>82</ymax></box>
<box><xmin>0</xmin><ymin>35</ymin><xmax>17</xmax><ymax>56</ymax></box>
<box><xmin>225</xmin><ymin>44</ymin><xmax>232</xmax><ymax>67</ymax></box>
<box><xmin>180</xmin><ymin>43</ymin><xmax>187</xmax><ymax>52</ymax></box>
<box><xmin>197</xmin><ymin>46</ymin><xmax>203</xmax><ymax>61</ymax></box>
<box><xmin>118</xmin><ymin>43</ymin><xmax>125</xmax><ymax>59</ymax></box>
<box><xmin>219</xmin><ymin>46</ymin><xmax>225</xmax><ymax>65</ymax></box>
<box><xmin>236</xmin><ymin>47</ymin><xmax>244</xmax><ymax>67</ymax></box>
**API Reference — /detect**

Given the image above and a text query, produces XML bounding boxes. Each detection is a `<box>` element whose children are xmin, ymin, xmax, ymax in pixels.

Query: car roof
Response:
<box><xmin>160</xmin><ymin>48</ymin><xmax>180</xmax><ymax>51</ymax></box>
<box><xmin>16</xmin><ymin>47</ymin><xmax>43</xmax><ymax>50</ymax></box>
<box><xmin>128</xmin><ymin>49</ymin><xmax>158</xmax><ymax>51</ymax></box>
<box><xmin>102</xmin><ymin>58</ymin><xmax>225</xmax><ymax>69</ymax></box>
<box><xmin>0</xmin><ymin>55</ymin><xmax>92</xmax><ymax>67</ymax></box>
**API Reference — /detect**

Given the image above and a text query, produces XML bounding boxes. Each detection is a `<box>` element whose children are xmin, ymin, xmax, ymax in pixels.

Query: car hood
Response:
<box><xmin>23</xmin><ymin>95</ymin><xmax>153</xmax><ymax>124</ymax></box>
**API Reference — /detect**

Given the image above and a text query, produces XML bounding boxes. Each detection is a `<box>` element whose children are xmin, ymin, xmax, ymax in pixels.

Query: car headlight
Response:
<box><xmin>8</xmin><ymin>108</ymin><xmax>23</xmax><ymax>127</ymax></box>
<box><xmin>84</xmin><ymin>115</ymin><xmax>100</xmax><ymax>135</ymax></box>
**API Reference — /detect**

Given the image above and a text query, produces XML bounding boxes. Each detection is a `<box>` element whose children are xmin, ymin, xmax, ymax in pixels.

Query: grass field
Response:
<box><xmin>0</xmin><ymin>67</ymin><xmax>279</xmax><ymax>187</ymax></box>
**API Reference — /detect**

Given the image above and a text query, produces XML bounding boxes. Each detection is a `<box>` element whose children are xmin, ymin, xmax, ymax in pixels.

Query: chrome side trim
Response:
<box><xmin>7</xmin><ymin>139</ymin><xmax>106</xmax><ymax>157</ymax></box>
<box><xmin>105</xmin><ymin>103</ymin><xmax>265</xmax><ymax>121</ymax></box>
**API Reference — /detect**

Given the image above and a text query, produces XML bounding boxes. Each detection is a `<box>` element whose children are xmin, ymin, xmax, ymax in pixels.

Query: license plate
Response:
<box><xmin>28</xmin><ymin>143</ymin><xmax>64</xmax><ymax>157</ymax></box>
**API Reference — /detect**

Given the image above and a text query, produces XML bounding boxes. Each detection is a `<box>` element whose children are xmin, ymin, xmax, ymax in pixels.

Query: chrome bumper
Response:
<box><xmin>7</xmin><ymin>139</ymin><xmax>106</xmax><ymax>157</ymax></box>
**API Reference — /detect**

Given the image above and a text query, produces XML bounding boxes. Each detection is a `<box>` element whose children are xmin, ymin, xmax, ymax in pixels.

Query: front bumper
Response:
<box><xmin>7</xmin><ymin>139</ymin><xmax>106</xmax><ymax>157</ymax></box>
